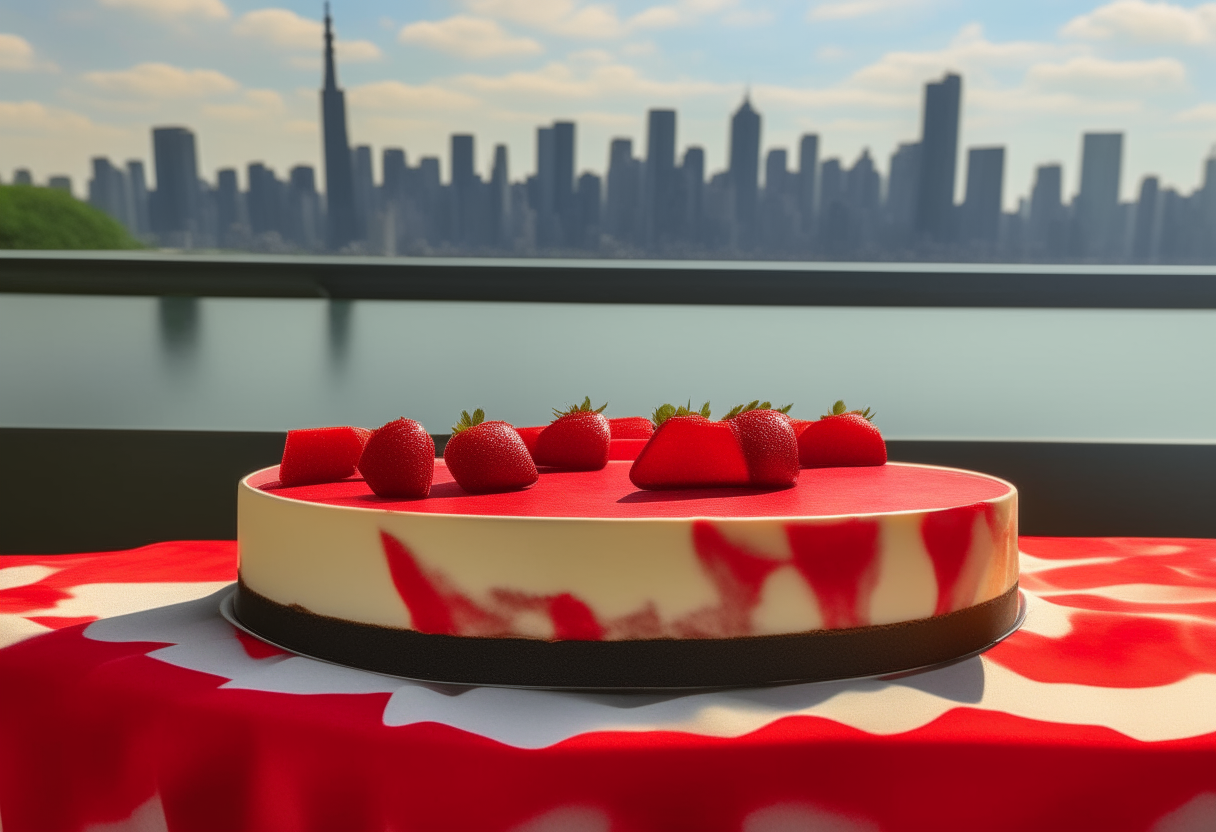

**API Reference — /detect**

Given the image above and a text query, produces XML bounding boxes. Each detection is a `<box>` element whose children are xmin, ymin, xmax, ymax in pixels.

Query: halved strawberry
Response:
<box><xmin>279</xmin><ymin>426</ymin><xmax>370</xmax><ymax>486</ymax></box>
<box><xmin>630</xmin><ymin>402</ymin><xmax>751</xmax><ymax>489</ymax></box>
<box><xmin>444</xmin><ymin>409</ymin><xmax>538</xmax><ymax>494</ymax></box>
<box><xmin>534</xmin><ymin>397</ymin><xmax>611</xmax><ymax>470</ymax></box>
<box><xmin>357</xmin><ymin>418</ymin><xmax>435</xmax><ymax>498</ymax></box>
<box><xmin>798</xmin><ymin>400</ymin><xmax>887</xmax><ymax>468</ymax></box>
<box><xmin>608</xmin><ymin>417</ymin><xmax>654</xmax><ymax>440</ymax></box>
<box><xmin>727</xmin><ymin>407</ymin><xmax>799</xmax><ymax>488</ymax></box>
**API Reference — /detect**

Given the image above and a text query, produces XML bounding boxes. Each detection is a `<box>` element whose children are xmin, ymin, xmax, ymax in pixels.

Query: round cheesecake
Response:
<box><xmin>235</xmin><ymin>460</ymin><xmax>1019</xmax><ymax>688</ymax></box>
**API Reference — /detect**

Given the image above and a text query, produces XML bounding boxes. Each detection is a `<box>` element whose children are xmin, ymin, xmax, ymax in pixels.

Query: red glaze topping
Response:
<box><xmin>254</xmin><ymin>461</ymin><xmax>1010</xmax><ymax>520</ymax></box>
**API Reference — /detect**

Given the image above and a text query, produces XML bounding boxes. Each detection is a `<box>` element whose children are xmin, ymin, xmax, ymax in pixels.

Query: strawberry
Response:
<box><xmin>279</xmin><ymin>426</ymin><xmax>371</xmax><ymax>486</ymax></box>
<box><xmin>608</xmin><ymin>417</ymin><xmax>654</xmax><ymax>440</ymax></box>
<box><xmin>357</xmin><ymin>418</ymin><xmax>435</xmax><ymax>498</ymax></box>
<box><xmin>534</xmin><ymin>397</ymin><xmax>611</xmax><ymax>470</ymax></box>
<box><xmin>630</xmin><ymin>402</ymin><xmax>750</xmax><ymax>489</ymax></box>
<box><xmin>798</xmin><ymin>400</ymin><xmax>887</xmax><ymax>468</ymax></box>
<box><xmin>726</xmin><ymin>406</ymin><xmax>799</xmax><ymax>488</ymax></box>
<box><xmin>515</xmin><ymin>425</ymin><xmax>545</xmax><ymax>457</ymax></box>
<box><xmin>443</xmin><ymin>409</ymin><xmax>538</xmax><ymax>494</ymax></box>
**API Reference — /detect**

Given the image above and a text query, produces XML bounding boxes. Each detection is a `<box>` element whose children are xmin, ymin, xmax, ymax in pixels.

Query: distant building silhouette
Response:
<box><xmin>352</xmin><ymin>144</ymin><xmax>374</xmax><ymax>243</ymax></box>
<box><xmin>288</xmin><ymin>164</ymin><xmax>322</xmax><ymax>250</ymax></box>
<box><xmin>47</xmin><ymin>176</ymin><xmax>72</xmax><ymax>194</ymax></box>
<box><xmin>126</xmin><ymin>160</ymin><xmax>150</xmax><ymax>237</ymax></box>
<box><xmin>1027</xmin><ymin>163</ymin><xmax>1065</xmax><ymax>259</ymax></box>
<box><xmin>915</xmin><ymin>73</ymin><xmax>961</xmax><ymax>245</ymax></box>
<box><xmin>886</xmin><ymin>142</ymin><xmax>921</xmax><ymax>246</ymax></box>
<box><xmin>321</xmin><ymin>3</ymin><xmax>357</xmax><ymax>251</ymax></box>
<box><xmin>1075</xmin><ymin>132</ymin><xmax>1123</xmax><ymax>259</ymax></box>
<box><xmin>798</xmin><ymin>134</ymin><xmax>819</xmax><ymax>238</ymax></box>
<box><xmin>729</xmin><ymin>95</ymin><xmax>761</xmax><ymax>249</ymax></box>
<box><xmin>553</xmin><ymin>121</ymin><xmax>576</xmax><ymax>245</ymax></box>
<box><xmin>89</xmin><ymin>157</ymin><xmax>130</xmax><ymax>229</ymax></box>
<box><xmin>1132</xmin><ymin>175</ymin><xmax>1160</xmax><ymax>262</ymax></box>
<box><xmin>605</xmin><ymin>137</ymin><xmax>641</xmax><ymax>246</ymax></box>
<box><xmin>151</xmin><ymin>126</ymin><xmax>200</xmax><ymax>244</ymax></box>
<box><xmin>681</xmin><ymin>146</ymin><xmax>705</xmax><ymax>245</ymax></box>
<box><xmin>215</xmin><ymin>168</ymin><xmax>241</xmax><ymax>246</ymax></box>
<box><xmin>645</xmin><ymin>109</ymin><xmax>677</xmax><ymax>247</ymax></box>
<box><xmin>961</xmin><ymin>147</ymin><xmax>1004</xmax><ymax>249</ymax></box>
<box><xmin>489</xmin><ymin>143</ymin><xmax>510</xmax><ymax>247</ymax></box>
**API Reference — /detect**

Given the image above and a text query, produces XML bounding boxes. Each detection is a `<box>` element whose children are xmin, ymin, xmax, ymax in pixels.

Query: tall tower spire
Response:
<box><xmin>323</xmin><ymin>2</ymin><xmax>337</xmax><ymax>91</ymax></box>
<box><xmin>320</xmin><ymin>2</ymin><xmax>357</xmax><ymax>251</ymax></box>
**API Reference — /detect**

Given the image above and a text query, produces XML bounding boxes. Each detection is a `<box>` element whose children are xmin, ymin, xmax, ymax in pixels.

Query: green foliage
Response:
<box><xmin>723</xmin><ymin>400</ymin><xmax>795</xmax><ymax>420</ymax></box>
<box><xmin>652</xmin><ymin>400</ymin><xmax>711</xmax><ymax>427</ymax></box>
<box><xmin>553</xmin><ymin>396</ymin><xmax>608</xmax><ymax>420</ymax></box>
<box><xmin>452</xmin><ymin>408</ymin><xmax>486</xmax><ymax>434</ymax></box>
<box><xmin>822</xmin><ymin>400</ymin><xmax>876</xmax><ymax>421</ymax></box>
<box><xmin>0</xmin><ymin>185</ymin><xmax>143</xmax><ymax>250</ymax></box>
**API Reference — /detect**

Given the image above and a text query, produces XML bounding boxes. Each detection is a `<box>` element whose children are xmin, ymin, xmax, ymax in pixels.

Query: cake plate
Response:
<box><xmin>219</xmin><ymin>587</ymin><xmax>1027</xmax><ymax>693</ymax></box>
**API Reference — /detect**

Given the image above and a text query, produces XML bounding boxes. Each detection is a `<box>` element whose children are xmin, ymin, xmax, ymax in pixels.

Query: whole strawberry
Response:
<box><xmin>444</xmin><ymin>409</ymin><xmax>539</xmax><ymax>494</ymax></box>
<box><xmin>279</xmin><ymin>425</ymin><xmax>372</xmax><ymax>486</ymax></box>
<box><xmin>630</xmin><ymin>402</ymin><xmax>750</xmax><ymax>489</ymax></box>
<box><xmin>358</xmin><ymin>418</ymin><xmax>435</xmax><ymax>498</ymax></box>
<box><xmin>534</xmin><ymin>397</ymin><xmax>611</xmax><ymax>470</ymax></box>
<box><xmin>797</xmin><ymin>400</ymin><xmax>887</xmax><ymax>468</ymax></box>
<box><xmin>726</xmin><ymin>405</ymin><xmax>799</xmax><ymax>488</ymax></box>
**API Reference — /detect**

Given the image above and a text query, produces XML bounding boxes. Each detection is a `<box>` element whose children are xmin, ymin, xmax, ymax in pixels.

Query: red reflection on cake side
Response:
<box><xmin>922</xmin><ymin>503</ymin><xmax>993</xmax><ymax>615</ymax></box>
<box><xmin>786</xmin><ymin>520</ymin><xmax>880</xmax><ymax>628</ymax></box>
<box><xmin>381</xmin><ymin>531</ymin><xmax>605</xmax><ymax>641</ymax></box>
<box><xmin>691</xmin><ymin>521</ymin><xmax>782</xmax><ymax>635</ymax></box>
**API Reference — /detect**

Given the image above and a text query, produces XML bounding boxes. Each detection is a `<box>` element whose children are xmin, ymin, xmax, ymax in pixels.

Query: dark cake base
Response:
<box><xmin>233</xmin><ymin>580</ymin><xmax>1021</xmax><ymax>689</ymax></box>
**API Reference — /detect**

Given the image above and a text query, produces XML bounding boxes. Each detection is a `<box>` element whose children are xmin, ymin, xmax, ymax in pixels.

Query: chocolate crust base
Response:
<box><xmin>234</xmin><ymin>579</ymin><xmax>1020</xmax><ymax>689</ymax></box>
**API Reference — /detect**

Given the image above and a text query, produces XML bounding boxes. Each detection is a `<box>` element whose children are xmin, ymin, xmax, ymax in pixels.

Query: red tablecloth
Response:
<box><xmin>1</xmin><ymin>538</ymin><xmax>1215</xmax><ymax>832</ymax></box>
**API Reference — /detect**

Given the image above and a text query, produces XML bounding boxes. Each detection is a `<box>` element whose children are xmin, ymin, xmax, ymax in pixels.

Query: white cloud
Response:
<box><xmin>1175</xmin><ymin>103</ymin><xmax>1216</xmax><ymax>123</ymax></box>
<box><xmin>723</xmin><ymin>8</ymin><xmax>775</xmax><ymax>26</ymax></box>
<box><xmin>1061</xmin><ymin>1</ymin><xmax>1216</xmax><ymax>45</ymax></box>
<box><xmin>1026</xmin><ymin>55</ymin><xmax>1186</xmax><ymax>94</ymax></box>
<box><xmin>0</xmin><ymin>33</ymin><xmax>38</xmax><ymax>71</ymax></box>
<box><xmin>568</xmin><ymin>48</ymin><xmax>615</xmax><ymax>62</ymax></box>
<box><xmin>348</xmin><ymin>80</ymin><xmax>481</xmax><ymax>111</ymax></box>
<box><xmin>99</xmin><ymin>0</ymin><xmax>230</xmax><ymax>21</ymax></box>
<box><xmin>0</xmin><ymin>101</ymin><xmax>120</xmax><ymax>135</ymax></box>
<box><xmin>233</xmin><ymin>8</ymin><xmax>381</xmax><ymax>61</ymax></box>
<box><xmin>398</xmin><ymin>16</ymin><xmax>543</xmax><ymax>59</ymax></box>
<box><xmin>201</xmin><ymin>88</ymin><xmax>286</xmax><ymax>121</ymax></box>
<box><xmin>450</xmin><ymin>60</ymin><xmax>728</xmax><ymax>100</ymax></box>
<box><xmin>808</xmin><ymin>0</ymin><xmax>922</xmax><ymax>21</ymax></box>
<box><xmin>850</xmin><ymin>23</ymin><xmax>1071</xmax><ymax>89</ymax></box>
<box><xmin>464</xmin><ymin>0</ymin><xmax>725</xmax><ymax>38</ymax></box>
<box><xmin>82</xmin><ymin>62</ymin><xmax>239</xmax><ymax>98</ymax></box>
<box><xmin>622</xmin><ymin>41</ymin><xmax>657</xmax><ymax>56</ymax></box>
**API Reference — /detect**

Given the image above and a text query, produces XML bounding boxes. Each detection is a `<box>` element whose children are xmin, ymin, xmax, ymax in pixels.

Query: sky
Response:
<box><xmin>4</xmin><ymin>0</ymin><xmax>1216</xmax><ymax>209</ymax></box>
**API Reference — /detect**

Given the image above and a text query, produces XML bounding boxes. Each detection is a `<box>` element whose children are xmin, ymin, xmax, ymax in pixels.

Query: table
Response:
<box><xmin>2</xmin><ymin>538</ymin><xmax>1215</xmax><ymax>832</ymax></box>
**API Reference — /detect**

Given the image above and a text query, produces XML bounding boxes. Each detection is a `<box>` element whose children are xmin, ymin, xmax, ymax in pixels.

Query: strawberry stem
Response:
<box><xmin>451</xmin><ymin>408</ymin><xmax>486</xmax><ymax>434</ymax></box>
<box><xmin>552</xmin><ymin>396</ymin><xmax>608</xmax><ymax>420</ymax></box>
<box><xmin>723</xmin><ymin>401</ymin><xmax>794</xmax><ymax>420</ymax></box>
<box><xmin>822</xmin><ymin>400</ymin><xmax>876</xmax><ymax>422</ymax></box>
<box><xmin>652</xmin><ymin>400</ymin><xmax>711</xmax><ymax>427</ymax></box>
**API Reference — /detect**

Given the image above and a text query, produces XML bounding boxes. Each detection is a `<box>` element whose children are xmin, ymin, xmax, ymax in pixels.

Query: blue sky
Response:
<box><xmin>4</xmin><ymin>0</ymin><xmax>1216</xmax><ymax>208</ymax></box>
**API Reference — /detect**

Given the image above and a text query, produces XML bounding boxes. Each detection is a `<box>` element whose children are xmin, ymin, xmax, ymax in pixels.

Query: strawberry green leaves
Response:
<box><xmin>651</xmin><ymin>400</ymin><xmax>711</xmax><ymax>428</ymax></box>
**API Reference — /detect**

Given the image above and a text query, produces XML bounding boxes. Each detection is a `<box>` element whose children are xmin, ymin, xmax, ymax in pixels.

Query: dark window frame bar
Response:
<box><xmin>3</xmin><ymin>252</ymin><xmax>1216</xmax><ymax>308</ymax></box>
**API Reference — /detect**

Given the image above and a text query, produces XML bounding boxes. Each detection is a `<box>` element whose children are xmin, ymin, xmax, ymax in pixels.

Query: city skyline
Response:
<box><xmin>5</xmin><ymin>1</ymin><xmax>1216</xmax><ymax>205</ymax></box>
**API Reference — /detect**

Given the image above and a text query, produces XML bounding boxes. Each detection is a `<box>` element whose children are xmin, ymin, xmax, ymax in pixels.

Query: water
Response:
<box><xmin>2</xmin><ymin>292</ymin><xmax>1213</xmax><ymax>442</ymax></box>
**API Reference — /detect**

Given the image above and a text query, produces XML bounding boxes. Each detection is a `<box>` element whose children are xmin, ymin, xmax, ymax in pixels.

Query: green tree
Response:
<box><xmin>0</xmin><ymin>185</ymin><xmax>143</xmax><ymax>250</ymax></box>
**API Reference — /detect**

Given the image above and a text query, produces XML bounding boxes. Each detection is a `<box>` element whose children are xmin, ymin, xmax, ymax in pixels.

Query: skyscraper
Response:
<box><xmin>554</xmin><ymin>121</ymin><xmax>576</xmax><ymax>244</ymax></box>
<box><xmin>151</xmin><ymin>126</ymin><xmax>199</xmax><ymax>242</ymax></box>
<box><xmin>682</xmin><ymin>146</ymin><xmax>705</xmax><ymax>245</ymax></box>
<box><xmin>605</xmin><ymin>138</ymin><xmax>640</xmax><ymax>245</ymax></box>
<box><xmin>321</xmin><ymin>3</ymin><xmax>357</xmax><ymax>251</ymax></box>
<box><xmin>1028</xmin><ymin>163</ymin><xmax>1064</xmax><ymax>259</ymax></box>
<box><xmin>798</xmin><ymin>134</ymin><xmax>819</xmax><ymax>237</ymax></box>
<box><xmin>645</xmin><ymin>109</ymin><xmax>677</xmax><ymax>247</ymax></box>
<box><xmin>1075</xmin><ymin>132</ymin><xmax>1123</xmax><ymax>259</ymax></box>
<box><xmin>288</xmin><ymin>165</ymin><xmax>322</xmax><ymax>250</ymax></box>
<box><xmin>89</xmin><ymin>157</ymin><xmax>130</xmax><ymax>229</ymax></box>
<box><xmin>451</xmin><ymin>134</ymin><xmax>475</xmax><ymax>243</ymax></box>
<box><xmin>1132</xmin><ymin>175</ymin><xmax>1160</xmax><ymax>262</ymax></box>
<box><xmin>126</xmin><ymin>160</ymin><xmax>150</xmax><ymax>237</ymax></box>
<box><xmin>215</xmin><ymin>168</ymin><xmax>241</xmax><ymax>244</ymax></box>
<box><xmin>729</xmin><ymin>96</ymin><xmax>761</xmax><ymax>249</ymax></box>
<box><xmin>352</xmin><ymin>144</ymin><xmax>374</xmax><ymax>242</ymax></box>
<box><xmin>489</xmin><ymin>144</ymin><xmax>509</xmax><ymax>247</ymax></box>
<box><xmin>962</xmin><ymin>146</ymin><xmax>1005</xmax><ymax>248</ymax></box>
<box><xmin>534</xmin><ymin>126</ymin><xmax>556</xmax><ymax>246</ymax></box>
<box><xmin>915</xmin><ymin>73</ymin><xmax>962</xmax><ymax>244</ymax></box>
<box><xmin>886</xmin><ymin>142</ymin><xmax>921</xmax><ymax>245</ymax></box>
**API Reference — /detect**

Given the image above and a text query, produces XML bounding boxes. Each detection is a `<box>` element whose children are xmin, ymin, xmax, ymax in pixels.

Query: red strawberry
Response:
<box><xmin>534</xmin><ymin>397</ymin><xmax>611</xmax><ymax>470</ymax></box>
<box><xmin>279</xmin><ymin>426</ymin><xmax>370</xmax><ymax>486</ymax></box>
<box><xmin>630</xmin><ymin>403</ymin><xmax>750</xmax><ymax>489</ymax></box>
<box><xmin>728</xmin><ymin>407</ymin><xmax>799</xmax><ymax>488</ymax></box>
<box><xmin>357</xmin><ymin>418</ymin><xmax>435</xmax><ymax>498</ymax></box>
<box><xmin>515</xmin><ymin>425</ymin><xmax>545</xmax><ymax>457</ymax></box>
<box><xmin>798</xmin><ymin>401</ymin><xmax>887</xmax><ymax>468</ymax></box>
<box><xmin>444</xmin><ymin>409</ymin><xmax>538</xmax><ymax>494</ymax></box>
<box><xmin>608</xmin><ymin>417</ymin><xmax>654</xmax><ymax>440</ymax></box>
